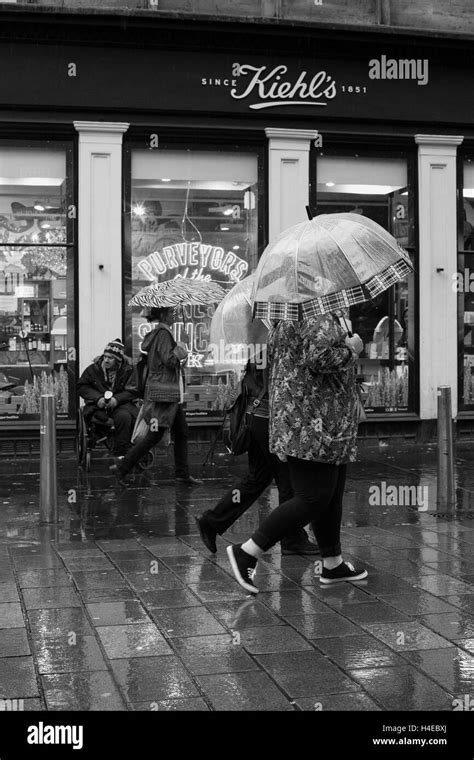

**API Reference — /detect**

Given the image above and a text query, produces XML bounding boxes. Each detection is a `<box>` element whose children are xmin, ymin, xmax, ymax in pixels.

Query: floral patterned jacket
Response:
<box><xmin>268</xmin><ymin>314</ymin><xmax>359</xmax><ymax>464</ymax></box>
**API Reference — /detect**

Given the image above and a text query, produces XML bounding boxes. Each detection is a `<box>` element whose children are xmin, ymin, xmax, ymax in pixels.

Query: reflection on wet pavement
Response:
<box><xmin>0</xmin><ymin>442</ymin><xmax>473</xmax><ymax>710</ymax></box>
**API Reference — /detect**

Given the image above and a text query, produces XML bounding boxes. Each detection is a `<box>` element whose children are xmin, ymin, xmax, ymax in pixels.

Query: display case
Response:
<box><xmin>0</xmin><ymin>278</ymin><xmax>69</xmax><ymax>418</ymax></box>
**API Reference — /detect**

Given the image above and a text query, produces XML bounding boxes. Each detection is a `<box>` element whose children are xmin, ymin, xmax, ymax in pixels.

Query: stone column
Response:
<box><xmin>415</xmin><ymin>134</ymin><xmax>463</xmax><ymax>419</ymax></box>
<box><xmin>265</xmin><ymin>128</ymin><xmax>318</xmax><ymax>241</ymax></box>
<box><xmin>74</xmin><ymin>121</ymin><xmax>129</xmax><ymax>371</ymax></box>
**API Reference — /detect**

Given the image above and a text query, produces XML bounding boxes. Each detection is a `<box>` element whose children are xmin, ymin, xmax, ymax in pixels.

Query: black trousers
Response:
<box><xmin>252</xmin><ymin>458</ymin><xmax>347</xmax><ymax>558</ymax></box>
<box><xmin>202</xmin><ymin>414</ymin><xmax>309</xmax><ymax>546</ymax></box>
<box><xmin>119</xmin><ymin>404</ymin><xmax>189</xmax><ymax>477</ymax></box>
<box><xmin>90</xmin><ymin>403</ymin><xmax>138</xmax><ymax>457</ymax></box>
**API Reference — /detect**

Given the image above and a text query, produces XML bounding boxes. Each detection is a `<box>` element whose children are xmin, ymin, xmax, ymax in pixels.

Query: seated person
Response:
<box><xmin>78</xmin><ymin>339</ymin><xmax>138</xmax><ymax>456</ymax></box>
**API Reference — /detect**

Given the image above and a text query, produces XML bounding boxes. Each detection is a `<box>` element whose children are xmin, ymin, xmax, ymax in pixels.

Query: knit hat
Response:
<box><xmin>103</xmin><ymin>338</ymin><xmax>124</xmax><ymax>363</ymax></box>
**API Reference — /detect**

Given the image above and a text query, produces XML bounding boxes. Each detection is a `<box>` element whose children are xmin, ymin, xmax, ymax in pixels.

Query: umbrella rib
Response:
<box><xmin>294</xmin><ymin>220</ymin><xmax>314</xmax><ymax>299</ymax></box>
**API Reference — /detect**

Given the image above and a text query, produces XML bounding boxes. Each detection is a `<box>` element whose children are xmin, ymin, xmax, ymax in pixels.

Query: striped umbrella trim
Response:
<box><xmin>254</xmin><ymin>258</ymin><xmax>413</xmax><ymax>321</ymax></box>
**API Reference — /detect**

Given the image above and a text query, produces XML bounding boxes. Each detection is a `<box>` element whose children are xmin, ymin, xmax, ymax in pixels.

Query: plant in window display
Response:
<box><xmin>365</xmin><ymin>366</ymin><xmax>409</xmax><ymax>410</ymax></box>
<box><xmin>19</xmin><ymin>366</ymin><xmax>69</xmax><ymax>416</ymax></box>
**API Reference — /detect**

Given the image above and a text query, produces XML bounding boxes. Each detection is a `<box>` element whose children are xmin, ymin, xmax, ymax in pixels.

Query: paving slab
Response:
<box><xmin>0</xmin><ymin>584</ymin><xmax>20</xmax><ymax>603</ymax></box>
<box><xmin>0</xmin><ymin>603</ymin><xmax>24</xmax><ymax>629</ymax></box>
<box><xmin>131</xmin><ymin>697</ymin><xmax>210</xmax><ymax>711</ymax></box>
<box><xmin>33</xmin><ymin>636</ymin><xmax>107</xmax><ymax>674</ymax></box>
<box><xmin>22</xmin><ymin>587</ymin><xmax>82</xmax><ymax>610</ymax></box>
<box><xmin>41</xmin><ymin>671</ymin><xmax>126</xmax><ymax>711</ymax></box>
<box><xmin>178</xmin><ymin>650</ymin><xmax>259</xmax><ymax>676</ymax></box>
<box><xmin>0</xmin><ymin>657</ymin><xmax>39</xmax><ymax>698</ymax></box>
<box><xmin>362</xmin><ymin>621</ymin><xmax>454</xmax><ymax>651</ymax></box>
<box><xmin>27</xmin><ymin>607</ymin><xmax>94</xmax><ymax>639</ymax></box>
<box><xmin>314</xmin><ymin>634</ymin><xmax>409</xmax><ymax>670</ymax></box>
<box><xmin>111</xmin><ymin>656</ymin><xmax>199</xmax><ymax>702</ymax></box>
<box><xmin>96</xmin><ymin>623</ymin><xmax>173</xmax><ymax>658</ymax></box>
<box><xmin>151</xmin><ymin>606</ymin><xmax>227</xmax><ymax>637</ymax></box>
<box><xmin>0</xmin><ymin>628</ymin><xmax>30</xmax><ymax>657</ymax></box>
<box><xmin>285</xmin><ymin>612</ymin><xmax>363</xmax><ymax>639</ymax></box>
<box><xmin>86</xmin><ymin>601</ymin><xmax>151</xmax><ymax>626</ymax></box>
<box><xmin>196</xmin><ymin>671</ymin><xmax>294</xmax><ymax>711</ymax></box>
<box><xmin>349</xmin><ymin>665</ymin><xmax>455</xmax><ymax>711</ymax></box>
<box><xmin>295</xmin><ymin>692</ymin><xmax>382</xmax><ymax>711</ymax></box>
<box><xmin>400</xmin><ymin>647</ymin><xmax>474</xmax><ymax>693</ymax></box>
<box><xmin>256</xmin><ymin>650</ymin><xmax>361</xmax><ymax>697</ymax></box>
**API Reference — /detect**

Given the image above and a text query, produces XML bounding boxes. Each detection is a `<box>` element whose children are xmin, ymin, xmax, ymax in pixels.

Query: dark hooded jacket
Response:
<box><xmin>78</xmin><ymin>355</ymin><xmax>137</xmax><ymax>418</ymax></box>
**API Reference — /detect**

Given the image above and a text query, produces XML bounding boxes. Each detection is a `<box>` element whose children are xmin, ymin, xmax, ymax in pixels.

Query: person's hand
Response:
<box><xmin>276</xmin><ymin>452</ymin><xmax>288</xmax><ymax>462</ymax></box>
<box><xmin>97</xmin><ymin>397</ymin><xmax>106</xmax><ymax>409</ymax></box>
<box><xmin>345</xmin><ymin>333</ymin><xmax>364</xmax><ymax>355</ymax></box>
<box><xmin>107</xmin><ymin>397</ymin><xmax>118</xmax><ymax>410</ymax></box>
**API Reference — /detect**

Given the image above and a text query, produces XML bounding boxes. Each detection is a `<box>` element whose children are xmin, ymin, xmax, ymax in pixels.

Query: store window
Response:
<box><xmin>315</xmin><ymin>151</ymin><xmax>416</xmax><ymax>413</ymax></box>
<box><xmin>127</xmin><ymin>147</ymin><xmax>260</xmax><ymax>416</ymax></box>
<box><xmin>458</xmin><ymin>154</ymin><xmax>474</xmax><ymax>410</ymax></box>
<box><xmin>0</xmin><ymin>142</ymin><xmax>75</xmax><ymax>421</ymax></box>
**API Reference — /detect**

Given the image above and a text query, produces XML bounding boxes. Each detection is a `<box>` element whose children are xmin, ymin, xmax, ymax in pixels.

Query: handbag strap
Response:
<box><xmin>247</xmin><ymin>370</ymin><xmax>268</xmax><ymax>418</ymax></box>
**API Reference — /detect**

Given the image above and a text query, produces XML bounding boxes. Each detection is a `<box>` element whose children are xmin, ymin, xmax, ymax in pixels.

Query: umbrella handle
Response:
<box><xmin>340</xmin><ymin>315</ymin><xmax>353</xmax><ymax>338</ymax></box>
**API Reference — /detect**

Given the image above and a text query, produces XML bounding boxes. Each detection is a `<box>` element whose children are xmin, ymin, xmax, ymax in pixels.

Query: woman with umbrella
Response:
<box><xmin>226</xmin><ymin>213</ymin><xmax>414</xmax><ymax>593</ymax></box>
<box><xmin>110</xmin><ymin>279</ymin><xmax>225</xmax><ymax>486</ymax></box>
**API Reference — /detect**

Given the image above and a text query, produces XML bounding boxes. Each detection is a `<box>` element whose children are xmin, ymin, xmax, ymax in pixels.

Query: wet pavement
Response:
<box><xmin>0</xmin><ymin>440</ymin><xmax>473</xmax><ymax>711</ymax></box>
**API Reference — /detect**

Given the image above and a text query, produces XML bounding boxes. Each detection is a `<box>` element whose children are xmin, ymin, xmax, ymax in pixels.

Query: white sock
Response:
<box><xmin>241</xmin><ymin>539</ymin><xmax>264</xmax><ymax>559</ymax></box>
<box><xmin>323</xmin><ymin>555</ymin><xmax>343</xmax><ymax>570</ymax></box>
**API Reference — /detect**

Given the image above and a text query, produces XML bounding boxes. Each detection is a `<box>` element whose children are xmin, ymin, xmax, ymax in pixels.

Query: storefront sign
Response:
<box><xmin>137</xmin><ymin>242</ymin><xmax>248</xmax><ymax>283</ymax></box>
<box><xmin>206</xmin><ymin>63</ymin><xmax>337</xmax><ymax>110</ymax></box>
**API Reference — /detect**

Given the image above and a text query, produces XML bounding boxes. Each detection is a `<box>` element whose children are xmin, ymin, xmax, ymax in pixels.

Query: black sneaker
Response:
<box><xmin>195</xmin><ymin>516</ymin><xmax>217</xmax><ymax>554</ymax></box>
<box><xmin>226</xmin><ymin>544</ymin><xmax>258</xmax><ymax>594</ymax></box>
<box><xmin>319</xmin><ymin>561</ymin><xmax>368</xmax><ymax>585</ymax></box>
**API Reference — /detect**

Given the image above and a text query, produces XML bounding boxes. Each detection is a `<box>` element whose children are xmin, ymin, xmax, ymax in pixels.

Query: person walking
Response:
<box><xmin>196</xmin><ymin>358</ymin><xmax>319</xmax><ymax>556</ymax></box>
<box><xmin>225</xmin><ymin>313</ymin><xmax>368</xmax><ymax>594</ymax></box>
<box><xmin>110</xmin><ymin>307</ymin><xmax>202</xmax><ymax>485</ymax></box>
<box><xmin>78</xmin><ymin>339</ymin><xmax>138</xmax><ymax>456</ymax></box>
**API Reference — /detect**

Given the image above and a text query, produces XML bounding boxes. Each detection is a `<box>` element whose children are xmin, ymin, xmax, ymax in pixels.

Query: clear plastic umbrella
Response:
<box><xmin>209</xmin><ymin>274</ymin><xmax>270</xmax><ymax>372</ymax></box>
<box><xmin>251</xmin><ymin>212</ymin><xmax>414</xmax><ymax>321</ymax></box>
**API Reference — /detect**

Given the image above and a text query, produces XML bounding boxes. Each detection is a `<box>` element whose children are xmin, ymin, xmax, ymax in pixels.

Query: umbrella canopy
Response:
<box><xmin>209</xmin><ymin>274</ymin><xmax>269</xmax><ymax>371</ymax></box>
<box><xmin>128</xmin><ymin>278</ymin><xmax>226</xmax><ymax>308</ymax></box>
<box><xmin>251</xmin><ymin>213</ymin><xmax>414</xmax><ymax>321</ymax></box>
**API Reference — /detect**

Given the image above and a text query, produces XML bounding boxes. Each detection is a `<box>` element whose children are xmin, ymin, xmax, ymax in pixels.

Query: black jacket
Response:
<box><xmin>78</xmin><ymin>356</ymin><xmax>137</xmax><ymax>415</ymax></box>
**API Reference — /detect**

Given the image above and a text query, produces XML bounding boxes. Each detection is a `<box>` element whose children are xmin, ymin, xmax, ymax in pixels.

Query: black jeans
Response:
<box><xmin>202</xmin><ymin>414</ymin><xmax>308</xmax><ymax>545</ymax></box>
<box><xmin>252</xmin><ymin>458</ymin><xmax>347</xmax><ymax>558</ymax></box>
<box><xmin>90</xmin><ymin>403</ymin><xmax>138</xmax><ymax>456</ymax></box>
<box><xmin>119</xmin><ymin>404</ymin><xmax>189</xmax><ymax>478</ymax></box>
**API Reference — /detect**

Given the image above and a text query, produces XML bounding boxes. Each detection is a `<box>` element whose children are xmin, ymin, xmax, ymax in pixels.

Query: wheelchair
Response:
<box><xmin>77</xmin><ymin>402</ymin><xmax>154</xmax><ymax>473</ymax></box>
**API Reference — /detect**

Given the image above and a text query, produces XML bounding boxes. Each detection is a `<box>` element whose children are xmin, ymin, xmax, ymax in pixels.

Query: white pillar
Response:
<box><xmin>265</xmin><ymin>128</ymin><xmax>318</xmax><ymax>241</ymax></box>
<box><xmin>74</xmin><ymin>121</ymin><xmax>129</xmax><ymax>371</ymax></box>
<box><xmin>415</xmin><ymin>134</ymin><xmax>463</xmax><ymax>419</ymax></box>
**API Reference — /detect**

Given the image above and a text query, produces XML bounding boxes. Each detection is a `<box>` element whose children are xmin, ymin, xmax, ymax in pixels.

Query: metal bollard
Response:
<box><xmin>39</xmin><ymin>394</ymin><xmax>59</xmax><ymax>523</ymax></box>
<box><xmin>437</xmin><ymin>386</ymin><xmax>455</xmax><ymax>509</ymax></box>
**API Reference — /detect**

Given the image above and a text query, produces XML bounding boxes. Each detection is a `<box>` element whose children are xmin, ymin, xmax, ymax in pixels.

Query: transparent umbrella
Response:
<box><xmin>251</xmin><ymin>212</ymin><xmax>414</xmax><ymax>321</ymax></box>
<box><xmin>209</xmin><ymin>274</ymin><xmax>270</xmax><ymax>372</ymax></box>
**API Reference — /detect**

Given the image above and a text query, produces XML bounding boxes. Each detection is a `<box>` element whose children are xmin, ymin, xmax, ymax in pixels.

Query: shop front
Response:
<box><xmin>0</xmin><ymin>7</ymin><xmax>473</xmax><ymax>447</ymax></box>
